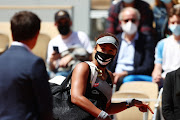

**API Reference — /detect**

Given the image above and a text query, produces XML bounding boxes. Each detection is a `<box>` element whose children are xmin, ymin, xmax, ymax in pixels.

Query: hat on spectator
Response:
<box><xmin>55</xmin><ymin>10</ymin><xmax>70</xmax><ymax>22</ymax></box>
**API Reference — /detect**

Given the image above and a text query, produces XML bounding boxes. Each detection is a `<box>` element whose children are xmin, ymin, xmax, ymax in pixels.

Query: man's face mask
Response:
<box><xmin>95</xmin><ymin>51</ymin><xmax>114</xmax><ymax>68</ymax></box>
<box><xmin>169</xmin><ymin>24</ymin><xmax>180</xmax><ymax>36</ymax></box>
<box><xmin>121</xmin><ymin>21</ymin><xmax>138</xmax><ymax>35</ymax></box>
<box><xmin>57</xmin><ymin>22</ymin><xmax>70</xmax><ymax>35</ymax></box>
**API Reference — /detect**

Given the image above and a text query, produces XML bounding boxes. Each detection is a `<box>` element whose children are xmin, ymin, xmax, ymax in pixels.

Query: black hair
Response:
<box><xmin>11</xmin><ymin>11</ymin><xmax>41</xmax><ymax>41</ymax></box>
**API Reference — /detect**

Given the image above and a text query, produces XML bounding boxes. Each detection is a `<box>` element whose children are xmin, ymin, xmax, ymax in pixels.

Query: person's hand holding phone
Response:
<box><xmin>51</xmin><ymin>47</ymin><xmax>60</xmax><ymax>60</ymax></box>
<box><xmin>50</xmin><ymin>46</ymin><xmax>61</xmax><ymax>69</ymax></box>
<box><xmin>53</xmin><ymin>46</ymin><xmax>59</xmax><ymax>54</ymax></box>
<box><xmin>51</xmin><ymin>51</ymin><xmax>61</xmax><ymax>60</ymax></box>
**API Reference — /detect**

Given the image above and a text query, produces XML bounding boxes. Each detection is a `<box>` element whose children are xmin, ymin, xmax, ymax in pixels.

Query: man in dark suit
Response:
<box><xmin>0</xmin><ymin>11</ymin><xmax>53</xmax><ymax>120</ymax></box>
<box><xmin>108</xmin><ymin>7</ymin><xmax>155</xmax><ymax>91</ymax></box>
<box><xmin>162</xmin><ymin>67</ymin><xmax>180</xmax><ymax>119</ymax></box>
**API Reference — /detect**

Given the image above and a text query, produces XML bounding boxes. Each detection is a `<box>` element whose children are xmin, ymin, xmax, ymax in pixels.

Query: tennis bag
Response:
<box><xmin>50</xmin><ymin>62</ymin><xmax>108</xmax><ymax>120</ymax></box>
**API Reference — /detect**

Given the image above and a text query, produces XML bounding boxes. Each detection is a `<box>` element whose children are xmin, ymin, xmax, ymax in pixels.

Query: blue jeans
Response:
<box><xmin>48</xmin><ymin>70</ymin><xmax>71</xmax><ymax>78</ymax></box>
<box><xmin>123</xmin><ymin>75</ymin><xmax>152</xmax><ymax>83</ymax></box>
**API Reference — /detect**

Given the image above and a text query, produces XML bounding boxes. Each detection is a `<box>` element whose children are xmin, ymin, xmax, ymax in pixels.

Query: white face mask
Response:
<box><xmin>121</xmin><ymin>21</ymin><xmax>137</xmax><ymax>35</ymax></box>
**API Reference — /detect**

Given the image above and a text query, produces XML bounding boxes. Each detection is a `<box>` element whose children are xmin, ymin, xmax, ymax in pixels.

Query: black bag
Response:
<box><xmin>50</xmin><ymin>67</ymin><xmax>95</xmax><ymax>120</ymax></box>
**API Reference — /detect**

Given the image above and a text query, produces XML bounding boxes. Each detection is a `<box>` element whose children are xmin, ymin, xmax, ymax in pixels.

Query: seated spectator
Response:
<box><xmin>153</xmin><ymin>0</ymin><xmax>179</xmax><ymax>42</ymax></box>
<box><xmin>47</xmin><ymin>10</ymin><xmax>93</xmax><ymax>78</ymax></box>
<box><xmin>152</xmin><ymin>5</ymin><xmax>180</xmax><ymax>88</ymax></box>
<box><xmin>106</xmin><ymin>0</ymin><xmax>154</xmax><ymax>35</ymax></box>
<box><xmin>108</xmin><ymin>7</ymin><xmax>155</xmax><ymax>91</ymax></box>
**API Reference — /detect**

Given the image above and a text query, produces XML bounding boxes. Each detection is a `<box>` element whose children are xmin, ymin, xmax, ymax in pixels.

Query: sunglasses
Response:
<box><xmin>122</xmin><ymin>19</ymin><xmax>137</xmax><ymax>23</ymax></box>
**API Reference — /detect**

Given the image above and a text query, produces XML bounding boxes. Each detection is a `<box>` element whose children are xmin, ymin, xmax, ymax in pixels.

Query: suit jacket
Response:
<box><xmin>0</xmin><ymin>45</ymin><xmax>53</xmax><ymax>120</ymax></box>
<box><xmin>108</xmin><ymin>32</ymin><xmax>155</xmax><ymax>76</ymax></box>
<box><xmin>162</xmin><ymin>68</ymin><xmax>180</xmax><ymax>120</ymax></box>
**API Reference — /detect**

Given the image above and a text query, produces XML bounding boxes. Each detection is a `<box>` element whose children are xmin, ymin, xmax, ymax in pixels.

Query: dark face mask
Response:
<box><xmin>57</xmin><ymin>24</ymin><xmax>70</xmax><ymax>35</ymax></box>
<box><xmin>95</xmin><ymin>51</ymin><xmax>114</xmax><ymax>68</ymax></box>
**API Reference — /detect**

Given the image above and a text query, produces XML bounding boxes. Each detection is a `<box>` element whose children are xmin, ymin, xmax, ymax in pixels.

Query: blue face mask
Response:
<box><xmin>169</xmin><ymin>24</ymin><xmax>180</xmax><ymax>36</ymax></box>
<box><xmin>123</xmin><ymin>0</ymin><xmax>134</xmax><ymax>3</ymax></box>
<box><xmin>160</xmin><ymin>0</ymin><xmax>171</xmax><ymax>4</ymax></box>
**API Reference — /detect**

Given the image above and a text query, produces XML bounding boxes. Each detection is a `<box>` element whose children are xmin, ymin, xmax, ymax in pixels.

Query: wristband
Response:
<box><xmin>97</xmin><ymin>110</ymin><xmax>109</xmax><ymax>119</ymax></box>
<box><xmin>126</xmin><ymin>98</ymin><xmax>135</xmax><ymax>108</ymax></box>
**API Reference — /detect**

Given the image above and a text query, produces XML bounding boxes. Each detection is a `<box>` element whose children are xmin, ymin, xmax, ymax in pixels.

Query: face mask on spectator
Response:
<box><xmin>121</xmin><ymin>21</ymin><xmax>137</xmax><ymax>35</ymax></box>
<box><xmin>57</xmin><ymin>24</ymin><xmax>70</xmax><ymax>35</ymax></box>
<box><xmin>160</xmin><ymin>0</ymin><xmax>171</xmax><ymax>4</ymax></box>
<box><xmin>169</xmin><ymin>24</ymin><xmax>180</xmax><ymax>36</ymax></box>
<box><xmin>123</xmin><ymin>0</ymin><xmax>134</xmax><ymax>3</ymax></box>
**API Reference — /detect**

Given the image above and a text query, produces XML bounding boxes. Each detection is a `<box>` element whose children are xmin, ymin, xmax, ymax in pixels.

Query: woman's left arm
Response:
<box><xmin>106</xmin><ymin>99</ymin><xmax>149</xmax><ymax>115</ymax></box>
<box><xmin>106</xmin><ymin>70</ymin><xmax>149</xmax><ymax>115</ymax></box>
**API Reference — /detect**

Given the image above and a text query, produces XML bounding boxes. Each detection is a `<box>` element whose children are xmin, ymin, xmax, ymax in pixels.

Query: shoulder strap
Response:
<box><xmin>60</xmin><ymin>71</ymin><xmax>73</xmax><ymax>89</ymax></box>
<box><xmin>52</xmin><ymin>61</ymin><xmax>97</xmax><ymax>95</ymax></box>
<box><xmin>85</xmin><ymin>61</ymin><xmax>98</xmax><ymax>88</ymax></box>
<box><xmin>54</xmin><ymin>71</ymin><xmax>73</xmax><ymax>94</ymax></box>
<box><xmin>51</xmin><ymin>63</ymin><xmax>92</xmax><ymax>95</ymax></box>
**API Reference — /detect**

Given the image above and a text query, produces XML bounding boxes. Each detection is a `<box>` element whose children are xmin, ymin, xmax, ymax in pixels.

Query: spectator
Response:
<box><xmin>106</xmin><ymin>0</ymin><xmax>154</xmax><ymax>35</ymax></box>
<box><xmin>152</xmin><ymin>5</ymin><xmax>180</xmax><ymax>88</ymax></box>
<box><xmin>162</xmin><ymin>67</ymin><xmax>180</xmax><ymax>119</ymax></box>
<box><xmin>108</xmin><ymin>7</ymin><xmax>155</xmax><ymax>91</ymax></box>
<box><xmin>0</xmin><ymin>11</ymin><xmax>53</xmax><ymax>120</ymax></box>
<box><xmin>153</xmin><ymin>0</ymin><xmax>179</xmax><ymax>42</ymax></box>
<box><xmin>47</xmin><ymin>10</ymin><xmax>93</xmax><ymax>78</ymax></box>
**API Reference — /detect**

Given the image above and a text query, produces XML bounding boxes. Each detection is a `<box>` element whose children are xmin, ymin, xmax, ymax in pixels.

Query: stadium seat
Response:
<box><xmin>91</xmin><ymin>0</ymin><xmax>111</xmax><ymax>10</ymax></box>
<box><xmin>112</xmin><ymin>81</ymin><xmax>158</xmax><ymax>120</ymax></box>
<box><xmin>32</xmin><ymin>33</ymin><xmax>51</xmax><ymax>62</ymax></box>
<box><xmin>152</xmin><ymin>88</ymin><xmax>164</xmax><ymax>120</ymax></box>
<box><xmin>0</xmin><ymin>33</ymin><xmax>9</xmax><ymax>55</ymax></box>
<box><xmin>112</xmin><ymin>90</ymin><xmax>149</xmax><ymax>120</ymax></box>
